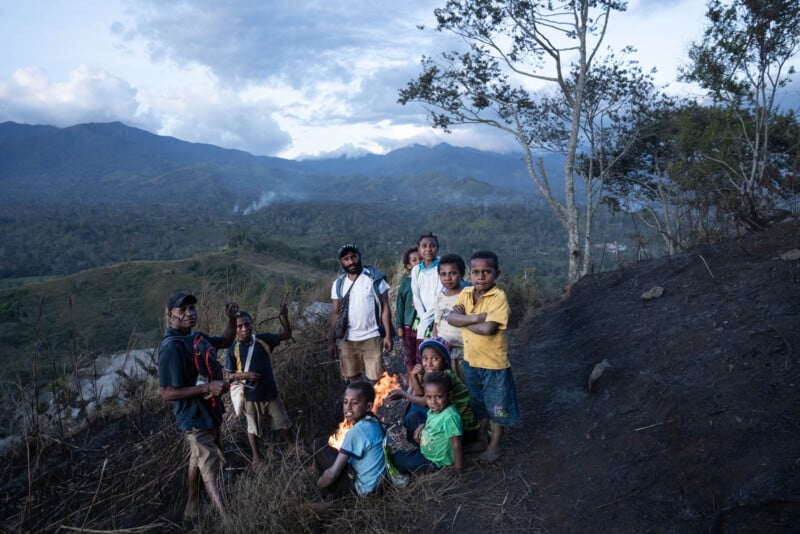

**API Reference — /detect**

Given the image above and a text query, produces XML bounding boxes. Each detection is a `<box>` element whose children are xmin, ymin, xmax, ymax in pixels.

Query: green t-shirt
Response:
<box><xmin>420</xmin><ymin>404</ymin><xmax>462</xmax><ymax>467</ymax></box>
<box><xmin>446</xmin><ymin>369</ymin><xmax>479</xmax><ymax>432</ymax></box>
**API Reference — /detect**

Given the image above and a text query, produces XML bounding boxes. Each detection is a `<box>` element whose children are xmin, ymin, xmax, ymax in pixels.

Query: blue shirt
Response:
<box><xmin>340</xmin><ymin>416</ymin><xmax>385</xmax><ymax>495</ymax></box>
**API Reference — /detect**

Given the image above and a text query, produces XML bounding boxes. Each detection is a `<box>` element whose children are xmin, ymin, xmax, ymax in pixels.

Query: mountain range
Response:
<box><xmin>1</xmin><ymin>121</ymin><xmax>566</xmax><ymax>212</ymax></box>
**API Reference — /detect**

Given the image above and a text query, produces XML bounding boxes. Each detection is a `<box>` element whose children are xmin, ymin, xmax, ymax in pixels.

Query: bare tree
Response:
<box><xmin>400</xmin><ymin>0</ymin><xmax>649</xmax><ymax>284</ymax></box>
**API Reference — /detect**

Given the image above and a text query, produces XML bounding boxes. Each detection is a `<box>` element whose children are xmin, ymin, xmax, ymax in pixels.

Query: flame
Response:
<box><xmin>372</xmin><ymin>371</ymin><xmax>401</xmax><ymax>413</ymax></box>
<box><xmin>327</xmin><ymin>420</ymin><xmax>353</xmax><ymax>450</ymax></box>
<box><xmin>328</xmin><ymin>372</ymin><xmax>401</xmax><ymax>449</ymax></box>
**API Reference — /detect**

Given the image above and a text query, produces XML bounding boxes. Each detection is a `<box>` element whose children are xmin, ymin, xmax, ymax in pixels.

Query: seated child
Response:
<box><xmin>432</xmin><ymin>254</ymin><xmax>468</xmax><ymax>384</ymax></box>
<box><xmin>388</xmin><ymin>337</ymin><xmax>480</xmax><ymax>448</ymax></box>
<box><xmin>315</xmin><ymin>382</ymin><xmax>386</xmax><ymax>496</ymax></box>
<box><xmin>390</xmin><ymin>371</ymin><xmax>463</xmax><ymax>473</ymax></box>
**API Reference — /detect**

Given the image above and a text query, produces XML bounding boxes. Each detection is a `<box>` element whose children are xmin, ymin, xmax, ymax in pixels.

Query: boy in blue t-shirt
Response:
<box><xmin>316</xmin><ymin>382</ymin><xmax>386</xmax><ymax>496</ymax></box>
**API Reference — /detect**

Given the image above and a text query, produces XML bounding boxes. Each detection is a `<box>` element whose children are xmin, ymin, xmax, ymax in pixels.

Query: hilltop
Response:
<box><xmin>2</xmin><ymin>219</ymin><xmax>797</xmax><ymax>532</ymax></box>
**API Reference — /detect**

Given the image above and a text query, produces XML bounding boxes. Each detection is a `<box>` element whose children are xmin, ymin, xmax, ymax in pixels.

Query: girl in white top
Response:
<box><xmin>410</xmin><ymin>232</ymin><xmax>443</xmax><ymax>343</ymax></box>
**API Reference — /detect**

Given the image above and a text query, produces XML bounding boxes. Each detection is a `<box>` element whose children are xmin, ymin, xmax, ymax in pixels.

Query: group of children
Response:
<box><xmin>318</xmin><ymin>233</ymin><xmax>519</xmax><ymax>497</ymax></box>
<box><xmin>159</xmin><ymin>232</ymin><xmax>519</xmax><ymax>516</ymax></box>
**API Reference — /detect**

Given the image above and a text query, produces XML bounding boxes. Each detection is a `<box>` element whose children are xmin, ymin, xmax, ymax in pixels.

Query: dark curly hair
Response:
<box><xmin>417</xmin><ymin>232</ymin><xmax>439</xmax><ymax>247</ymax></box>
<box><xmin>345</xmin><ymin>381</ymin><xmax>376</xmax><ymax>404</ymax></box>
<box><xmin>402</xmin><ymin>246</ymin><xmax>419</xmax><ymax>267</ymax></box>
<box><xmin>438</xmin><ymin>254</ymin><xmax>465</xmax><ymax>276</ymax></box>
<box><xmin>470</xmin><ymin>250</ymin><xmax>499</xmax><ymax>270</ymax></box>
<box><xmin>423</xmin><ymin>370</ymin><xmax>452</xmax><ymax>394</ymax></box>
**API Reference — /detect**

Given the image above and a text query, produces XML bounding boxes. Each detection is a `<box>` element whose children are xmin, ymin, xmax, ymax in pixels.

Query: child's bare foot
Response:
<box><xmin>251</xmin><ymin>456</ymin><xmax>262</xmax><ymax>469</ymax></box>
<box><xmin>476</xmin><ymin>446</ymin><xmax>501</xmax><ymax>464</ymax></box>
<box><xmin>464</xmin><ymin>439</ymin><xmax>488</xmax><ymax>454</ymax></box>
<box><xmin>309</xmin><ymin>499</ymin><xmax>335</xmax><ymax>514</ymax></box>
<box><xmin>183</xmin><ymin>502</ymin><xmax>199</xmax><ymax>521</ymax></box>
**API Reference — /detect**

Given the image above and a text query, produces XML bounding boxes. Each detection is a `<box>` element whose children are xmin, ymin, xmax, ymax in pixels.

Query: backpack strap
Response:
<box><xmin>335</xmin><ymin>273</ymin><xmax>345</xmax><ymax>300</ymax></box>
<box><xmin>336</xmin><ymin>272</ymin><xmax>359</xmax><ymax>300</ymax></box>
<box><xmin>233</xmin><ymin>336</ymin><xmax>273</xmax><ymax>372</ymax></box>
<box><xmin>364</xmin><ymin>413</ymin><xmax>387</xmax><ymax>435</ymax></box>
<box><xmin>193</xmin><ymin>334</ymin><xmax>219</xmax><ymax>408</ymax></box>
<box><xmin>336</xmin><ymin>266</ymin><xmax>387</xmax><ymax>337</ymax></box>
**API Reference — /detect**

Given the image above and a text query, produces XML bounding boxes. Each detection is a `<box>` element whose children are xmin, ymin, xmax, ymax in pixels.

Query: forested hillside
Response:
<box><xmin>0</xmin><ymin>121</ymin><xmax>554</xmax><ymax>210</ymax></box>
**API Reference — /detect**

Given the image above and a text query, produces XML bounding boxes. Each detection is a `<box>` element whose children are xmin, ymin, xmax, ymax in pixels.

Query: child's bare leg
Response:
<box><xmin>477</xmin><ymin>422</ymin><xmax>504</xmax><ymax>464</ymax></box>
<box><xmin>462</xmin><ymin>416</ymin><xmax>489</xmax><ymax>453</ymax></box>
<box><xmin>247</xmin><ymin>433</ymin><xmax>262</xmax><ymax>467</ymax></box>
<box><xmin>184</xmin><ymin>465</ymin><xmax>200</xmax><ymax>519</ymax></box>
<box><xmin>452</xmin><ymin>359</ymin><xmax>466</xmax><ymax>385</ymax></box>
<box><xmin>405</xmin><ymin>366</ymin><xmax>416</xmax><ymax>392</ymax></box>
<box><xmin>204</xmin><ymin>480</ymin><xmax>226</xmax><ymax>519</ymax></box>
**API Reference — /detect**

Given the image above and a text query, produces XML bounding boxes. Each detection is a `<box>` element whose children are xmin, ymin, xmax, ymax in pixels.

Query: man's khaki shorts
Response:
<box><xmin>339</xmin><ymin>336</ymin><xmax>384</xmax><ymax>381</ymax></box>
<box><xmin>186</xmin><ymin>428</ymin><xmax>225</xmax><ymax>483</ymax></box>
<box><xmin>244</xmin><ymin>396</ymin><xmax>292</xmax><ymax>437</ymax></box>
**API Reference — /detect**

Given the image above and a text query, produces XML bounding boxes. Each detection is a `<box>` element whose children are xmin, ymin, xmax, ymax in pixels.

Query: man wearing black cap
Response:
<box><xmin>330</xmin><ymin>244</ymin><xmax>393</xmax><ymax>383</ymax></box>
<box><xmin>158</xmin><ymin>292</ymin><xmax>239</xmax><ymax>520</ymax></box>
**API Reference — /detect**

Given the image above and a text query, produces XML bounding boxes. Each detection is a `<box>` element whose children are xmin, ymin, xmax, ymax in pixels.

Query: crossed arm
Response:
<box><xmin>446</xmin><ymin>303</ymin><xmax>499</xmax><ymax>336</ymax></box>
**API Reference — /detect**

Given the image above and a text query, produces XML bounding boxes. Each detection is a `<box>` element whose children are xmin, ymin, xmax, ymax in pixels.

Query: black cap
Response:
<box><xmin>167</xmin><ymin>292</ymin><xmax>197</xmax><ymax>310</ymax></box>
<box><xmin>338</xmin><ymin>243</ymin><xmax>359</xmax><ymax>258</ymax></box>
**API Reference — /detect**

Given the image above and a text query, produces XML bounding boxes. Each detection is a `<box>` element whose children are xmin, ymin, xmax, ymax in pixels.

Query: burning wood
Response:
<box><xmin>327</xmin><ymin>371</ymin><xmax>400</xmax><ymax>449</ymax></box>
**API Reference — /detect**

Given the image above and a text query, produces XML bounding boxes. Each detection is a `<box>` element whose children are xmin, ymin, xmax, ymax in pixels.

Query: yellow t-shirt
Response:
<box><xmin>456</xmin><ymin>285</ymin><xmax>510</xmax><ymax>370</ymax></box>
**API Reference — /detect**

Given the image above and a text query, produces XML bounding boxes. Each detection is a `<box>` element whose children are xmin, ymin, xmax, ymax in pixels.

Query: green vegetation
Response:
<box><xmin>0</xmin><ymin>198</ymin><xmax>643</xmax><ymax>385</ymax></box>
<box><xmin>0</xmin><ymin>247</ymin><xmax>324</xmax><ymax>384</ymax></box>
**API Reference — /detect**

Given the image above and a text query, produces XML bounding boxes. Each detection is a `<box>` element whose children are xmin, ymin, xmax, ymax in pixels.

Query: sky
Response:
<box><xmin>0</xmin><ymin>0</ymin><xmax>713</xmax><ymax>160</ymax></box>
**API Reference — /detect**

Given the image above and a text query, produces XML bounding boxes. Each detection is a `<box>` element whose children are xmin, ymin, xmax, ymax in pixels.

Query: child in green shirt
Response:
<box><xmin>389</xmin><ymin>371</ymin><xmax>463</xmax><ymax>472</ymax></box>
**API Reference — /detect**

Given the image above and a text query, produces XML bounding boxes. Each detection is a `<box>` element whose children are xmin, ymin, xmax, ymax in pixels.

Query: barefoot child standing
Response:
<box><xmin>447</xmin><ymin>251</ymin><xmax>519</xmax><ymax>463</ymax></box>
<box><xmin>432</xmin><ymin>253</ymin><xmax>468</xmax><ymax>384</ymax></box>
<box><xmin>410</xmin><ymin>232</ymin><xmax>442</xmax><ymax>345</ymax></box>
<box><xmin>396</xmin><ymin>246</ymin><xmax>422</xmax><ymax>380</ymax></box>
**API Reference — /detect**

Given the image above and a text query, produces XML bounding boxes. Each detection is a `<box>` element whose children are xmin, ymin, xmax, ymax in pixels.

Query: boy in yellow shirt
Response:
<box><xmin>447</xmin><ymin>250</ymin><xmax>518</xmax><ymax>464</ymax></box>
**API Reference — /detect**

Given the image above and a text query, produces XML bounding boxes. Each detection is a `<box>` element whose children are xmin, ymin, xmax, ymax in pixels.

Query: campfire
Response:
<box><xmin>328</xmin><ymin>371</ymin><xmax>401</xmax><ymax>449</ymax></box>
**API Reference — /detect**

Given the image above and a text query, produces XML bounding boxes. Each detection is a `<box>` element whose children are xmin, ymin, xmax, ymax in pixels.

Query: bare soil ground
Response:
<box><xmin>475</xmin><ymin>217</ymin><xmax>800</xmax><ymax>533</ymax></box>
<box><xmin>2</xmin><ymin>219</ymin><xmax>799</xmax><ymax>533</ymax></box>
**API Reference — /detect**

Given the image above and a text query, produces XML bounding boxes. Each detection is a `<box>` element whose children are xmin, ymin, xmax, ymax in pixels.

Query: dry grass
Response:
<box><xmin>0</xmin><ymin>311</ymin><xmax>417</xmax><ymax>533</ymax></box>
<box><xmin>1</xmin><ymin>273</ymin><xmax>546</xmax><ymax>533</ymax></box>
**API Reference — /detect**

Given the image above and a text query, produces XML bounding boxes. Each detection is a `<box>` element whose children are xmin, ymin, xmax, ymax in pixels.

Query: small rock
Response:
<box><xmin>779</xmin><ymin>249</ymin><xmax>800</xmax><ymax>261</ymax></box>
<box><xmin>641</xmin><ymin>286</ymin><xmax>665</xmax><ymax>300</ymax></box>
<box><xmin>588</xmin><ymin>359</ymin><xmax>612</xmax><ymax>393</ymax></box>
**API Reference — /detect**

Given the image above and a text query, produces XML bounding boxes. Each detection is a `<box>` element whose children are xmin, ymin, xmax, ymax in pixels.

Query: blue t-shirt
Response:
<box><xmin>340</xmin><ymin>416</ymin><xmax>385</xmax><ymax>495</ymax></box>
<box><xmin>158</xmin><ymin>328</ymin><xmax>226</xmax><ymax>431</ymax></box>
<box><xmin>225</xmin><ymin>333</ymin><xmax>281</xmax><ymax>402</ymax></box>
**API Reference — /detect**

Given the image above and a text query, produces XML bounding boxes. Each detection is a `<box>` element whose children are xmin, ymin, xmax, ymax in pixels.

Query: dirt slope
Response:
<box><xmin>494</xmin><ymin>218</ymin><xmax>800</xmax><ymax>532</ymax></box>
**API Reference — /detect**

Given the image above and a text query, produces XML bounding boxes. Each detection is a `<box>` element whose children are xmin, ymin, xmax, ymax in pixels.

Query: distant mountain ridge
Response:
<box><xmin>1</xmin><ymin>121</ymin><xmax>564</xmax><ymax>210</ymax></box>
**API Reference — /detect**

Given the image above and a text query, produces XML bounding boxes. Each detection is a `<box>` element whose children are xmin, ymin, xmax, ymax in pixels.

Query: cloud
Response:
<box><xmin>0</xmin><ymin>65</ymin><xmax>159</xmax><ymax>131</ymax></box>
<box><xmin>119</xmin><ymin>0</ymin><xmax>447</xmax><ymax>153</ymax></box>
<box><xmin>150</xmin><ymin>74</ymin><xmax>293</xmax><ymax>156</ymax></box>
<box><xmin>127</xmin><ymin>1</ymin><xmax>436</xmax><ymax>86</ymax></box>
